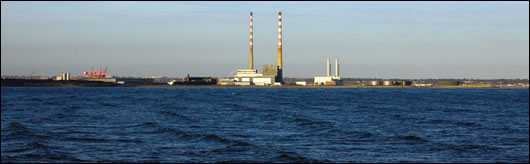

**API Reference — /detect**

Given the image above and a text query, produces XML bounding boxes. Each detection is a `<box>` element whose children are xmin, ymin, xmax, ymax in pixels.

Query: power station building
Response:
<box><xmin>228</xmin><ymin>11</ymin><xmax>284</xmax><ymax>86</ymax></box>
<box><xmin>314</xmin><ymin>58</ymin><xmax>343</xmax><ymax>85</ymax></box>
<box><xmin>55</xmin><ymin>72</ymin><xmax>70</xmax><ymax>81</ymax></box>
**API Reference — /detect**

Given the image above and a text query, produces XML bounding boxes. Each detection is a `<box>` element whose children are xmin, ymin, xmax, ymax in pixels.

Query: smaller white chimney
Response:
<box><xmin>335</xmin><ymin>58</ymin><xmax>339</xmax><ymax>77</ymax></box>
<box><xmin>327</xmin><ymin>58</ymin><xmax>331</xmax><ymax>77</ymax></box>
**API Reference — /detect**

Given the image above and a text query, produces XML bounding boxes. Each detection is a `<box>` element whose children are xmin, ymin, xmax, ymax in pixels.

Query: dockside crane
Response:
<box><xmin>81</xmin><ymin>66</ymin><xmax>111</xmax><ymax>78</ymax></box>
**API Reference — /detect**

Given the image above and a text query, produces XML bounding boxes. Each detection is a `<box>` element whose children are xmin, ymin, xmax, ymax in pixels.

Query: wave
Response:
<box><xmin>102</xmin><ymin>103</ymin><xmax>119</xmax><ymax>107</ymax></box>
<box><xmin>2</xmin><ymin>122</ymin><xmax>50</xmax><ymax>140</ymax></box>
<box><xmin>429</xmin><ymin>142</ymin><xmax>502</xmax><ymax>153</ymax></box>
<box><xmin>276</xmin><ymin>151</ymin><xmax>323</xmax><ymax>163</ymax></box>
<box><xmin>387</xmin><ymin>135</ymin><xmax>429</xmax><ymax>145</ymax></box>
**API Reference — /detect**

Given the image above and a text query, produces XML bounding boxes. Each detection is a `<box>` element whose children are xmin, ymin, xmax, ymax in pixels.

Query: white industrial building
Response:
<box><xmin>296</xmin><ymin>81</ymin><xmax>307</xmax><ymax>86</ymax></box>
<box><xmin>234</xmin><ymin>69</ymin><xmax>263</xmax><ymax>82</ymax></box>
<box><xmin>56</xmin><ymin>72</ymin><xmax>70</xmax><ymax>81</ymax></box>
<box><xmin>314</xmin><ymin>58</ymin><xmax>342</xmax><ymax>85</ymax></box>
<box><xmin>233</xmin><ymin>65</ymin><xmax>280</xmax><ymax>86</ymax></box>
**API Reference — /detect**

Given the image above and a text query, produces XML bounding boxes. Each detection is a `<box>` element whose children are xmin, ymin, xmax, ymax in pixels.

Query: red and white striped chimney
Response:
<box><xmin>249</xmin><ymin>12</ymin><xmax>254</xmax><ymax>70</ymax></box>
<box><xmin>277</xmin><ymin>11</ymin><xmax>282</xmax><ymax>70</ymax></box>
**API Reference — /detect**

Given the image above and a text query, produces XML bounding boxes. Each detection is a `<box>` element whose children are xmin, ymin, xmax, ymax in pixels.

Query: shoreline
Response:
<box><xmin>2</xmin><ymin>79</ymin><xmax>527</xmax><ymax>88</ymax></box>
<box><xmin>133</xmin><ymin>85</ymin><xmax>529</xmax><ymax>88</ymax></box>
<box><xmin>3</xmin><ymin>85</ymin><xmax>526</xmax><ymax>89</ymax></box>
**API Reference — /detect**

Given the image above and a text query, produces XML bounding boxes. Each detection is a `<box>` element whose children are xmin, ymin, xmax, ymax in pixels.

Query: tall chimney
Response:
<box><xmin>335</xmin><ymin>58</ymin><xmax>339</xmax><ymax>77</ymax></box>
<box><xmin>327</xmin><ymin>58</ymin><xmax>331</xmax><ymax>77</ymax></box>
<box><xmin>278</xmin><ymin>11</ymin><xmax>283</xmax><ymax>79</ymax></box>
<box><xmin>278</xmin><ymin>11</ymin><xmax>282</xmax><ymax>69</ymax></box>
<box><xmin>249</xmin><ymin>12</ymin><xmax>254</xmax><ymax>70</ymax></box>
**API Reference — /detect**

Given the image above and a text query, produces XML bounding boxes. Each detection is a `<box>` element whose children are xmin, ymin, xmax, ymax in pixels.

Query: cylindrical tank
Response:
<box><xmin>383</xmin><ymin>80</ymin><xmax>392</xmax><ymax>86</ymax></box>
<box><xmin>369</xmin><ymin>80</ymin><xmax>380</xmax><ymax>86</ymax></box>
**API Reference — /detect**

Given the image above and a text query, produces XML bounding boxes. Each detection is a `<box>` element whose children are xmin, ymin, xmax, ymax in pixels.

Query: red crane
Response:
<box><xmin>81</xmin><ymin>66</ymin><xmax>111</xmax><ymax>78</ymax></box>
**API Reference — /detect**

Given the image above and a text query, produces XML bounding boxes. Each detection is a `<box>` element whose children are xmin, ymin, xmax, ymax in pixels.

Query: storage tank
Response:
<box><xmin>383</xmin><ymin>80</ymin><xmax>392</xmax><ymax>86</ymax></box>
<box><xmin>369</xmin><ymin>80</ymin><xmax>380</xmax><ymax>86</ymax></box>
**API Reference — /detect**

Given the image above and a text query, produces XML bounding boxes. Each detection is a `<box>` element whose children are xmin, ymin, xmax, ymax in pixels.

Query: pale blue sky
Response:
<box><xmin>1</xmin><ymin>1</ymin><xmax>528</xmax><ymax>79</ymax></box>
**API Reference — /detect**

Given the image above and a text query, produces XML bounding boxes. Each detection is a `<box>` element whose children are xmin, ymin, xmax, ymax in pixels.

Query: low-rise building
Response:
<box><xmin>314</xmin><ymin>76</ymin><xmax>342</xmax><ymax>85</ymax></box>
<box><xmin>232</xmin><ymin>65</ymin><xmax>281</xmax><ymax>85</ymax></box>
<box><xmin>295</xmin><ymin>81</ymin><xmax>307</xmax><ymax>86</ymax></box>
<box><xmin>412</xmin><ymin>83</ymin><xmax>432</xmax><ymax>87</ymax></box>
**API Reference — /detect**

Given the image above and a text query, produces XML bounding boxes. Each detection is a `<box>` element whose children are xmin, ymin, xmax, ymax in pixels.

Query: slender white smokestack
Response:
<box><xmin>327</xmin><ymin>58</ymin><xmax>330</xmax><ymax>77</ymax></box>
<box><xmin>335</xmin><ymin>58</ymin><xmax>339</xmax><ymax>77</ymax></box>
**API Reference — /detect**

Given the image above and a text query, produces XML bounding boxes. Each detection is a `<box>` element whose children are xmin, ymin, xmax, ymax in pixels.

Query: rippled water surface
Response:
<box><xmin>1</xmin><ymin>87</ymin><xmax>529</xmax><ymax>162</ymax></box>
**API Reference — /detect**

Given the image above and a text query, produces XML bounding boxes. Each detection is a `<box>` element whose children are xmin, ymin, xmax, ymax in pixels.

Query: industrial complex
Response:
<box><xmin>218</xmin><ymin>11</ymin><xmax>284</xmax><ymax>86</ymax></box>
<box><xmin>2</xmin><ymin>11</ymin><xmax>528</xmax><ymax>88</ymax></box>
<box><xmin>313</xmin><ymin>58</ymin><xmax>343</xmax><ymax>86</ymax></box>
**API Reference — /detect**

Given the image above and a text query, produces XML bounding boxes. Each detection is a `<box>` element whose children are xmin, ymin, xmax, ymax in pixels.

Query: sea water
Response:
<box><xmin>1</xmin><ymin>87</ymin><xmax>528</xmax><ymax>162</ymax></box>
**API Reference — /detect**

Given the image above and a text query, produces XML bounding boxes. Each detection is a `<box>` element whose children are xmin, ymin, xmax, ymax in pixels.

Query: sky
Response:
<box><xmin>1</xmin><ymin>1</ymin><xmax>528</xmax><ymax>79</ymax></box>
